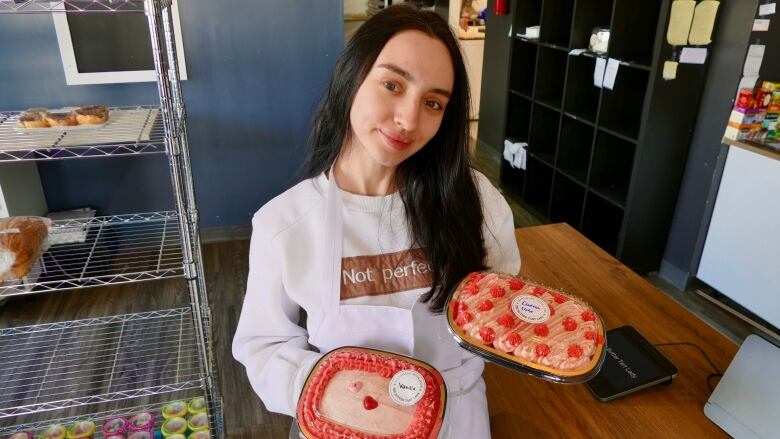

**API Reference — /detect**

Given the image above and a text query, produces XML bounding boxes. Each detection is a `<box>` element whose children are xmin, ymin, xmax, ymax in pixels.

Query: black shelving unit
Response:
<box><xmin>491</xmin><ymin>0</ymin><xmax>711</xmax><ymax>271</ymax></box>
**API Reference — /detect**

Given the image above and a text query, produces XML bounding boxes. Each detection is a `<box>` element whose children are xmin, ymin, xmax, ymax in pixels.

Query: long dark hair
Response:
<box><xmin>304</xmin><ymin>4</ymin><xmax>486</xmax><ymax>313</ymax></box>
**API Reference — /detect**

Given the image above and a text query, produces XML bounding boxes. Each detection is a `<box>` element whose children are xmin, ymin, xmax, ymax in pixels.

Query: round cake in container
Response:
<box><xmin>296</xmin><ymin>347</ymin><xmax>447</xmax><ymax>439</ymax></box>
<box><xmin>446</xmin><ymin>271</ymin><xmax>606</xmax><ymax>383</ymax></box>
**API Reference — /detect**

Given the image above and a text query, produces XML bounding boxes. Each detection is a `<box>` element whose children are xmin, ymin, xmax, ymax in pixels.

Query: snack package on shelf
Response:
<box><xmin>0</xmin><ymin>216</ymin><xmax>51</xmax><ymax>282</ymax></box>
<box><xmin>187</xmin><ymin>396</ymin><xmax>207</xmax><ymax>416</ymax></box>
<box><xmin>161</xmin><ymin>417</ymin><xmax>187</xmax><ymax>437</ymax></box>
<box><xmin>64</xmin><ymin>420</ymin><xmax>94</xmax><ymax>439</ymax></box>
<box><xmin>127</xmin><ymin>412</ymin><xmax>155</xmax><ymax>433</ymax></box>
<box><xmin>101</xmin><ymin>416</ymin><xmax>128</xmax><ymax>437</ymax></box>
<box><xmin>446</xmin><ymin>271</ymin><xmax>606</xmax><ymax>384</ymax></box>
<box><xmin>726</xmin><ymin>84</ymin><xmax>780</xmax><ymax>142</ymax></box>
<box><xmin>296</xmin><ymin>347</ymin><xmax>447</xmax><ymax>439</ymax></box>
<box><xmin>37</xmin><ymin>424</ymin><xmax>66</xmax><ymax>439</ymax></box>
<box><xmin>162</xmin><ymin>401</ymin><xmax>188</xmax><ymax>420</ymax></box>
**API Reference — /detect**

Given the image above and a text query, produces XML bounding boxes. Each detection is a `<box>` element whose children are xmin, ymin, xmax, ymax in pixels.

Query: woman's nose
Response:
<box><xmin>393</xmin><ymin>96</ymin><xmax>419</xmax><ymax>133</ymax></box>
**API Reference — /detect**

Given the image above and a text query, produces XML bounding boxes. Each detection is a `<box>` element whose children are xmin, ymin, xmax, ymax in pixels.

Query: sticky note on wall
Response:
<box><xmin>667</xmin><ymin>0</ymin><xmax>696</xmax><ymax>46</ymax></box>
<box><xmin>689</xmin><ymin>1</ymin><xmax>720</xmax><ymax>45</ymax></box>
<box><xmin>663</xmin><ymin>61</ymin><xmax>679</xmax><ymax>80</ymax></box>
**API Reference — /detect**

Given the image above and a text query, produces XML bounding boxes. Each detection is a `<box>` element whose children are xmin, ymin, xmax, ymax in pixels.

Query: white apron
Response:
<box><xmin>295</xmin><ymin>168</ymin><xmax>491</xmax><ymax>439</ymax></box>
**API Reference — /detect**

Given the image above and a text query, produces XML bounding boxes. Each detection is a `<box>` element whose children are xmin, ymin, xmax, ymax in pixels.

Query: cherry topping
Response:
<box><xmin>456</xmin><ymin>311</ymin><xmax>473</xmax><ymax>326</ymax></box>
<box><xmin>567</xmin><ymin>344</ymin><xmax>583</xmax><ymax>358</ymax></box>
<box><xmin>363</xmin><ymin>396</ymin><xmax>378</xmax><ymax>410</ymax></box>
<box><xmin>497</xmin><ymin>314</ymin><xmax>515</xmax><ymax>328</ymax></box>
<box><xmin>535</xmin><ymin>344</ymin><xmax>551</xmax><ymax>357</ymax></box>
<box><xmin>562</xmin><ymin>317</ymin><xmax>578</xmax><ymax>331</ymax></box>
<box><xmin>478</xmin><ymin>300</ymin><xmax>494</xmax><ymax>312</ymax></box>
<box><xmin>506</xmin><ymin>332</ymin><xmax>523</xmax><ymax>347</ymax></box>
<box><xmin>534</xmin><ymin>324</ymin><xmax>549</xmax><ymax>337</ymax></box>
<box><xmin>490</xmin><ymin>286</ymin><xmax>506</xmax><ymax>298</ymax></box>
<box><xmin>479</xmin><ymin>327</ymin><xmax>495</xmax><ymax>343</ymax></box>
<box><xmin>508</xmin><ymin>279</ymin><xmax>525</xmax><ymax>291</ymax></box>
<box><xmin>581</xmin><ymin>311</ymin><xmax>596</xmax><ymax>322</ymax></box>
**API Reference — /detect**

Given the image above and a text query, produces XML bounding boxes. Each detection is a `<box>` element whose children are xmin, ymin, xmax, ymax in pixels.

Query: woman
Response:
<box><xmin>232</xmin><ymin>5</ymin><xmax>520</xmax><ymax>438</ymax></box>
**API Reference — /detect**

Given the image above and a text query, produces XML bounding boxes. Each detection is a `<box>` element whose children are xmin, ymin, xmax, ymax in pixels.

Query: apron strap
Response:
<box><xmin>324</xmin><ymin>164</ymin><xmax>344</xmax><ymax>311</ymax></box>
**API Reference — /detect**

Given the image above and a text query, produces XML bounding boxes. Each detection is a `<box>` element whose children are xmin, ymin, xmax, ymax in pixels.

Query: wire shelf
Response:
<box><xmin>0</xmin><ymin>398</ymin><xmax>220</xmax><ymax>437</ymax></box>
<box><xmin>0</xmin><ymin>0</ymin><xmax>173</xmax><ymax>14</ymax></box>
<box><xmin>0</xmin><ymin>308</ymin><xmax>205</xmax><ymax>419</ymax></box>
<box><xmin>0</xmin><ymin>211</ymin><xmax>184</xmax><ymax>298</ymax></box>
<box><xmin>0</xmin><ymin>106</ymin><xmax>169</xmax><ymax>162</ymax></box>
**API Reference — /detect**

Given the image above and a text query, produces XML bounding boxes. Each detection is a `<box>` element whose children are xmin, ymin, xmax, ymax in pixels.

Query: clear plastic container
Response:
<box><xmin>127</xmin><ymin>412</ymin><xmax>155</xmax><ymax>432</ymax></box>
<box><xmin>160</xmin><ymin>418</ymin><xmax>187</xmax><ymax>437</ymax></box>
<box><xmin>126</xmin><ymin>431</ymin><xmax>152</xmax><ymax>439</ymax></box>
<box><xmin>446</xmin><ymin>271</ymin><xmax>606</xmax><ymax>383</ymax></box>
<box><xmin>296</xmin><ymin>347</ymin><xmax>446</xmax><ymax>439</ymax></box>
<box><xmin>187</xmin><ymin>431</ymin><xmax>209</xmax><ymax>439</ymax></box>
<box><xmin>101</xmin><ymin>416</ymin><xmax>128</xmax><ymax>436</ymax></box>
<box><xmin>186</xmin><ymin>413</ymin><xmax>208</xmax><ymax>433</ymax></box>
<box><xmin>7</xmin><ymin>432</ymin><xmax>33</xmax><ymax>439</ymax></box>
<box><xmin>187</xmin><ymin>397</ymin><xmax>207</xmax><ymax>416</ymax></box>
<box><xmin>65</xmin><ymin>421</ymin><xmax>95</xmax><ymax>439</ymax></box>
<box><xmin>161</xmin><ymin>401</ymin><xmax>188</xmax><ymax>420</ymax></box>
<box><xmin>37</xmin><ymin>425</ymin><xmax>66</xmax><ymax>439</ymax></box>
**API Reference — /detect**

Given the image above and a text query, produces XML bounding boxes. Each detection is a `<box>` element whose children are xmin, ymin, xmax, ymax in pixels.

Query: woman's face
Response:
<box><xmin>347</xmin><ymin>30</ymin><xmax>455</xmax><ymax>169</ymax></box>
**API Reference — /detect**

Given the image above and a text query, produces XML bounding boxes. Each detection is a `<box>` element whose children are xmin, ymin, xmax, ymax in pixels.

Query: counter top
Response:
<box><xmin>485</xmin><ymin>223</ymin><xmax>737</xmax><ymax>438</ymax></box>
<box><xmin>724</xmin><ymin>137</ymin><xmax>780</xmax><ymax>161</ymax></box>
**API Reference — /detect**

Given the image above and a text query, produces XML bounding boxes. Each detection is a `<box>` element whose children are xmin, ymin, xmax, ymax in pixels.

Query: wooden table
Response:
<box><xmin>485</xmin><ymin>224</ymin><xmax>738</xmax><ymax>438</ymax></box>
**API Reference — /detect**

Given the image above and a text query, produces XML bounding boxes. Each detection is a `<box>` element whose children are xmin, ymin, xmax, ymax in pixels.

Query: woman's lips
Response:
<box><xmin>379</xmin><ymin>130</ymin><xmax>412</xmax><ymax>151</ymax></box>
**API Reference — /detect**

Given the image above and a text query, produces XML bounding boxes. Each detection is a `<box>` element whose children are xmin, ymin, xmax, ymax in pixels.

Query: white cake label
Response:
<box><xmin>388</xmin><ymin>370</ymin><xmax>426</xmax><ymax>406</ymax></box>
<box><xmin>511</xmin><ymin>295</ymin><xmax>551</xmax><ymax>323</ymax></box>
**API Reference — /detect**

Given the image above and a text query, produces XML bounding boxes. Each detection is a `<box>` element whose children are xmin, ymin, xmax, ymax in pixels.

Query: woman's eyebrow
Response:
<box><xmin>376</xmin><ymin>63</ymin><xmax>452</xmax><ymax>98</ymax></box>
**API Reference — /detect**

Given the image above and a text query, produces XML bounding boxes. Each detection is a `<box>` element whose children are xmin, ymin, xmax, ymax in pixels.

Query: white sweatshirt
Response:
<box><xmin>232</xmin><ymin>170</ymin><xmax>520</xmax><ymax>417</ymax></box>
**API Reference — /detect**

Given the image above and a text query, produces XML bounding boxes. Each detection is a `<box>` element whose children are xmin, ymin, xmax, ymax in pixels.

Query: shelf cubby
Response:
<box><xmin>582</xmin><ymin>191</ymin><xmax>625</xmax><ymax>255</ymax></box>
<box><xmin>570</xmin><ymin>0</ymin><xmax>613</xmax><ymax>50</ymax></box>
<box><xmin>506</xmin><ymin>93</ymin><xmax>532</xmax><ymax>142</ymax></box>
<box><xmin>510</xmin><ymin>40</ymin><xmax>537</xmax><ymax>96</ymax></box>
<box><xmin>550</xmin><ymin>172</ymin><xmax>586</xmax><ymax>229</ymax></box>
<box><xmin>608</xmin><ymin>0</ymin><xmax>662</xmax><ymax>66</ymax></box>
<box><xmin>534</xmin><ymin>46</ymin><xmax>567</xmax><ymax>110</ymax></box>
<box><xmin>590</xmin><ymin>131</ymin><xmax>635</xmax><ymax>207</ymax></box>
<box><xmin>598</xmin><ymin>66</ymin><xmax>649</xmax><ymax>141</ymax></box>
<box><xmin>539</xmin><ymin>0</ymin><xmax>574</xmax><ymax>47</ymax></box>
<box><xmin>563</xmin><ymin>54</ymin><xmax>600</xmax><ymax>124</ymax></box>
<box><xmin>513</xmin><ymin>0</ymin><xmax>542</xmax><ymax>35</ymax></box>
<box><xmin>524</xmin><ymin>156</ymin><xmax>554</xmax><ymax>218</ymax></box>
<box><xmin>500</xmin><ymin>159</ymin><xmax>525</xmax><ymax>201</ymax></box>
<box><xmin>528</xmin><ymin>105</ymin><xmax>559</xmax><ymax>166</ymax></box>
<box><xmin>557</xmin><ymin>115</ymin><xmax>593</xmax><ymax>184</ymax></box>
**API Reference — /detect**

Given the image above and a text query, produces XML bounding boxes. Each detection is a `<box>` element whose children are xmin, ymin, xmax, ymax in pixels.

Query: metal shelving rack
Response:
<box><xmin>0</xmin><ymin>1</ymin><xmax>224</xmax><ymax>437</ymax></box>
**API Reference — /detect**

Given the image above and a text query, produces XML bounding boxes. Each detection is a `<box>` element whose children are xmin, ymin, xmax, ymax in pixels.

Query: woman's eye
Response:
<box><xmin>425</xmin><ymin>100</ymin><xmax>443</xmax><ymax>111</ymax></box>
<box><xmin>383</xmin><ymin>81</ymin><xmax>399</xmax><ymax>92</ymax></box>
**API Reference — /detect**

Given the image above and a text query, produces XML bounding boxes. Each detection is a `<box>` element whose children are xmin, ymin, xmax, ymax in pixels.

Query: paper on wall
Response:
<box><xmin>679</xmin><ymin>47</ymin><xmax>708</xmax><ymax>64</ymax></box>
<box><xmin>743</xmin><ymin>44</ymin><xmax>765</xmax><ymax>77</ymax></box>
<box><xmin>759</xmin><ymin>3</ymin><xmax>776</xmax><ymax>16</ymax></box>
<box><xmin>663</xmin><ymin>61</ymin><xmax>679</xmax><ymax>80</ymax></box>
<box><xmin>594</xmin><ymin>57</ymin><xmax>606</xmax><ymax>88</ymax></box>
<box><xmin>688</xmin><ymin>0</ymin><xmax>720</xmax><ymax>45</ymax></box>
<box><xmin>513</xmin><ymin>144</ymin><xmax>527</xmax><ymax>170</ymax></box>
<box><xmin>603</xmin><ymin>58</ymin><xmax>620</xmax><ymax>90</ymax></box>
<box><xmin>753</xmin><ymin>19</ymin><xmax>770</xmax><ymax>31</ymax></box>
<box><xmin>667</xmin><ymin>0</ymin><xmax>696</xmax><ymax>45</ymax></box>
